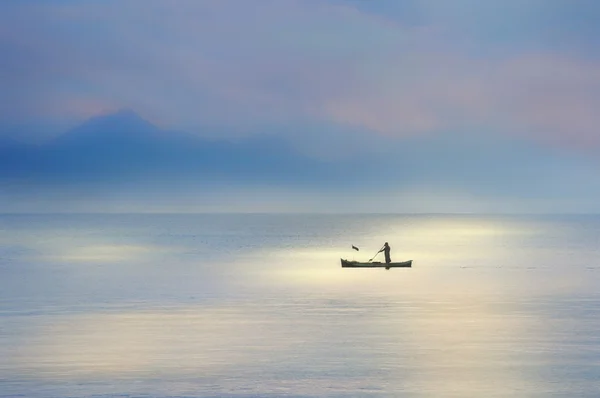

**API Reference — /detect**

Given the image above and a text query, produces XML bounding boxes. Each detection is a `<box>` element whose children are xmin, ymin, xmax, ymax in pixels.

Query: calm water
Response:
<box><xmin>1</xmin><ymin>213</ymin><xmax>600</xmax><ymax>397</ymax></box>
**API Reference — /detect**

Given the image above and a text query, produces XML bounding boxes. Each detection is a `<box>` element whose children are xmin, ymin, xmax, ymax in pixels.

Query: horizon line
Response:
<box><xmin>2</xmin><ymin>211</ymin><xmax>599</xmax><ymax>216</ymax></box>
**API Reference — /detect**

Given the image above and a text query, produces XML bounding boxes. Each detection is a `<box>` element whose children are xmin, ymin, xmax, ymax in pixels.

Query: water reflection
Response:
<box><xmin>7</xmin><ymin>296</ymin><xmax>598</xmax><ymax>397</ymax></box>
<box><xmin>1</xmin><ymin>214</ymin><xmax>600</xmax><ymax>397</ymax></box>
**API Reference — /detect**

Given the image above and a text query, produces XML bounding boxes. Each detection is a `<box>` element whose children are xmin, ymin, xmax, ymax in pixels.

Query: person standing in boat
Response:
<box><xmin>379</xmin><ymin>242</ymin><xmax>391</xmax><ymax>264</ymax></box>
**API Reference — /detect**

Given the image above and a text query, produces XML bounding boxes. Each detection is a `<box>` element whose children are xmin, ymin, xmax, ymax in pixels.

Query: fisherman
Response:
<box><xmin>379</xmin><ymin>242</ymin><xmax>391</xmax><ymax>264</ymax></box>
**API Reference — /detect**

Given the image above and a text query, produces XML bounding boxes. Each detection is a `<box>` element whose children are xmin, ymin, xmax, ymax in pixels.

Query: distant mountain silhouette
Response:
<box><xmin>49</xmin><ymin>109</ymin><xmax>162</xmax><ymax>148</ymax></box>
<box><xmin>0</xmin><ymin>136</ymin><xmax>24</xmax><ymax>149</ymax></box>
<box><xmin>3</xmin><ymin>110</ymin><xmax>600</xmax><ymax>214</ymax></box>
<box><xmin>4</xmin><ymin>109</ymin><xmax>587</xmax><ymax>201</ymax></box>
<box><xmin>0</xmin><ymin>110</ymin><xmax>336</xmax><ymax>186</ymax></box>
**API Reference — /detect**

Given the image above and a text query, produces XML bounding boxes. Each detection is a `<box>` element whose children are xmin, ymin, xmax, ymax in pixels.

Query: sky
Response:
<box><xmin>1</xmin><ymin>0</ymin><xmax>600</xmax><ymax>213</ymax></box>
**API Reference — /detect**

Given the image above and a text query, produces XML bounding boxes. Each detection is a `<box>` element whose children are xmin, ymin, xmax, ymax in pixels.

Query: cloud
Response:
<box><xmin>1</xmin><ymin>0</ymin><xmax>599</xmax><ymax>154</ymax></box>
<box><xmin>343</xmin><ymin>0</ymin><xmax>600</xmax><ymax>52</ymax></box>
<box><xmin>326</xmin><ymin>52</ymin><xmax>600</xmax><ymax>150</ymax></box>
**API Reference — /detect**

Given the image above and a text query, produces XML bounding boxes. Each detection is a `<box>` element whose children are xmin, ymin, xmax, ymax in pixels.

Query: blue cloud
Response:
<box><xmin>2</xmin><ymin>0</ymin><xmax>600</xmax><ymax>212</ymax></box>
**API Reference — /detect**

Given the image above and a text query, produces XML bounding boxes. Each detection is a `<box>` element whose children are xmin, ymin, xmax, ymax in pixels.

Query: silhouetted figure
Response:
<box><xmin>379</xmin><ymin>242</ymin><xmax>391</xmax><ymax>264</ymax></box>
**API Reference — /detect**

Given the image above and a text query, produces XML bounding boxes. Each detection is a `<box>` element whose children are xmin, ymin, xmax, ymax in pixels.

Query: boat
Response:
<box><xmin>340</xmin><ymin>258</ymin><xmax>412</xmax><ymax>269</ymax></box>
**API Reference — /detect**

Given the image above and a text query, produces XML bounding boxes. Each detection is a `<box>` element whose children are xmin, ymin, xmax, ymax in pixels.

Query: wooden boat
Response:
<box><xmin>341</xmin><ymin>258</ymin><xmax>412</xmax><ymax>269</ymax></box>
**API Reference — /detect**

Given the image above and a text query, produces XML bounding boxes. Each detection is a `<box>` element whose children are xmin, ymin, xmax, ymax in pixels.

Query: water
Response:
<box><xmin>1</xmin><ymin>213</ymin><xmax>600</xmax><ymax>397</ymax></box>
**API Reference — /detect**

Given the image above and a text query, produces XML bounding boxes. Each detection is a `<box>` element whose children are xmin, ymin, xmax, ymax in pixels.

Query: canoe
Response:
<box><xmin>341</xmin><ymin>258</ymin><xmax>412</xmax><ymax>269</ymax></box>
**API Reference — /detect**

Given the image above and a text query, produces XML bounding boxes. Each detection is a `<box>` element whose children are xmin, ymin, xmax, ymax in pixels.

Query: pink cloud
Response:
<box><xmin>1</xmin><ymin>0</ymin><xmax>599</xmax><ymax>152</ymax></box>
<box><xmin>322</xmin><ymin>51</ymin><xmax>600</xmax><ymax>151</ymax></box>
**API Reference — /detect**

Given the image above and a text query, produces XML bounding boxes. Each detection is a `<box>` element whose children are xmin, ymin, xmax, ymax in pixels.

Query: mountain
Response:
<box><xmin>3</xmin><ymin>111</ymin><xmax>600</xmax><ymax>213</ymax></box>
<box><xmin>0</xmin><ymin>136</ymin><xmax>24</xmax><ymax>148</ymax></box>
<box><xmin>0</xmin><ymin>110</ymin><xmax>334</xmax><ymax>186</ymax></box>
<box><xmin>0</xmin><ymin>135</ymin><xmax>42</xmax><ymax>179</ymax></box>
<box><xmin>4</xmin><ymin>109</ymin><xmax>598</xmax><ymax>209</ymax></box>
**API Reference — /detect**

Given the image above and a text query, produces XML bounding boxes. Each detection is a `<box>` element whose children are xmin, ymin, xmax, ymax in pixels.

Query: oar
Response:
<box><xmin>369</xmin><ymin>245</ymin><xmax>384</xmax><ymax>262</ymax></box>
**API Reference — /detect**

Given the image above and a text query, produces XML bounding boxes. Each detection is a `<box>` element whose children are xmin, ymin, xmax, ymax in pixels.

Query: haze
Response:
<box><xmin>1</xmin><ymin>0</ymin><xmax>600</xmax><ymax>213</ymax></box>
